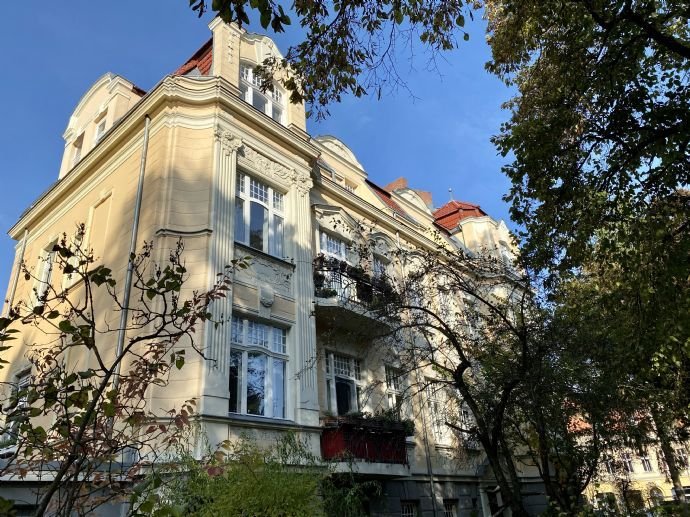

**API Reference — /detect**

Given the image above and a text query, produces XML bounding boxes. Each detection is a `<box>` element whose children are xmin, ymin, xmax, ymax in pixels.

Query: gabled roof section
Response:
<box><xmin>365</xmin><ymin>179</ymin><xmax>417</xmax><ymax>224</ymax></box>
<box><xmin>173</xmin><ymin>38</ymin><xmax>213</xmax><ymax>76</ymax></box>
<box><xmin>433</xmin><ymin>200</ymin><xmax>488</xmax><ymax>231</ymax></box>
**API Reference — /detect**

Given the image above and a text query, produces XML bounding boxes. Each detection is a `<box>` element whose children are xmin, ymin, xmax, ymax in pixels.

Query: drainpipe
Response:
<box><xmin>399</xmin><ymin>253</ymin><xmax>438</xmax><ymax>516</ymax></box>
<box><xmin>5</xmin><ymin>228</ymin><xmax>29</xmax><ymax>316</ymax></box>
<box><xmin>113</xmin><ymin>114</ymin><xmax>151</xmax><ymax>388</ymax></box>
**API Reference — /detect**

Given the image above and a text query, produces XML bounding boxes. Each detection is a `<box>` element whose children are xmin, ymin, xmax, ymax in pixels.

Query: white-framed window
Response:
<box><xmin>676</xmin><ymin>448</ymin><xmax>689</xmax><ymax>469</ymax></box>
<box><xmin>320</xmin><ymin>231</ymin><xmax>348</xmax><ymax>261</ymax></box>
<box><xmin>72</xmin><ymin>134</ymin><xmax>84</xmax><ymax>166</ymax></box>
<box><xmin>373</xmin><ymin>256</ymin><xmax>387</xmax><ymax>279</ymax></box>
<box><xmin>641</xmin><ymin>454</ymin><xmax>653</xmax><ymax>472</ymax></box>
<box><xmin>240</xmin><ymin>64</ymin><xmax>285</xmax><ymax>124</ymax></box>
<box><xmin>622</xmin><ymin>452</ymin><xmax>634</xmax><ymax>473</ymax></box>
<box><xmin>426</xmin><ymin>380</ymin><xmax>450</xmax><ymax>443</ymax></box>
<box><xmin>229</xmin><ymin>315</ymin><xmax>288</xmax><ymax>419</ymax></box>
<box><xmin>32</xmin><ymin>243</ymin><xmax>57</xmax><ymax>307</ymax></box>
<box><xmin>325</xmin><ymin>352</ymin><xmax>362</xmax><ymax>416</ymax></box>
<box><xmin>235</xmin><ymin>173</ymin><xmax>285</xmax><ymax>257</ymax></box>
<box><xmin>400</xmin><ymin>501</ymin><xmax>418</xmax><ymax>517</ymax></box>
<box><xmin>443</xmin><ymin>500</ymin><xmax>458</xmax><ymax>517</ymax></box>
<box><xmin>62</xmin><ymin>227</ymin><xmax>85</xmax><ymax>289</ymax></box>
<box><xmin>604</xmin><ymin>458</ymin><xmax>615</xmax><ymax>474</ymax></box>
<box><xmin>385</xmin><ymin>365</ymin><xmax>404</xmax><ymax>417</ymax></box>
<box><xmin>94</xmin><ymin>120</ymin><xmax>106</xmax><ymax>144</ymax></box>
<box><xmin>1</xmin><ymin>372</ymin><xmax>30</xmax><ymax>447</ymax></box>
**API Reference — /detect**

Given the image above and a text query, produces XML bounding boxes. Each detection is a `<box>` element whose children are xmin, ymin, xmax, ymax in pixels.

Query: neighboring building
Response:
<box><xmin>585</xmin><ymin>444</ymin><xmax>690</xmax><ymax>513</ymax></box>
<box><xmin>0</xmin><ymin>19</ymin><xmax>540</xmax><ymax>516</ymax></box>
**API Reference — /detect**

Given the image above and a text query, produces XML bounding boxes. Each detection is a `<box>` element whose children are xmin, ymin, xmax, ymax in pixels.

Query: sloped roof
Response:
<box><xmin>365</xmin><ymin>179</ymin><xmax>417</xmax><ymax>223</ymax></box>
<box><xmin>173</xmin><ymin>38</ymin><xmax>213</xmax><ymax>76</ymax></box>
<box><xmin>433</xmin><ymin>200</ymin><xmax>488</xmax><ymax>231</ymax></box>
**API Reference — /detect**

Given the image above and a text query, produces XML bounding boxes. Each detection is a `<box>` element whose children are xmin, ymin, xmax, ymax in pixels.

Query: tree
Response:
<box><xmin>188</xmin><ymin>0</ymin><xmax>476</xmax><ymax>118</ymax></box>
<box><xmin>486</xmin><ymin>0</ymin><xmax>690</xmax><ymax>277</ymax></box>
<box><xmin>334</xmin><ymin>237</ymin><xmax>574</xmax><ymax>516</ymax></box>
<box><xmin>0</xmin><ymin>228</ymin><xmax>238</xmax><ymax>516</ymax></box>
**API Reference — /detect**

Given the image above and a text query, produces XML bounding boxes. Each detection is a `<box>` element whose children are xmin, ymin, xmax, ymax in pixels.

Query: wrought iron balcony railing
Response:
<box><xmin>313</xmin><ymin>256</ymin><xmax>397</xmax><ymax>311</ymax></box>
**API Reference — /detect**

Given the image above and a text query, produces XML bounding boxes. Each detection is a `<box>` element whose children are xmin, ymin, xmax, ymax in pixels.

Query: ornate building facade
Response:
<box><xmin>0</xmin><ymin>19</ymin><xmax>545</xmax><ymax>516</ymax></box>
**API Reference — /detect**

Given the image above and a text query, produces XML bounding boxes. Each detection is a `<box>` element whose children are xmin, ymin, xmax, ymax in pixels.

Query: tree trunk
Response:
<box><xmin>651</xmin><ymin>405</ymin><xmax>688</xmax><ymax>514</ymax></box>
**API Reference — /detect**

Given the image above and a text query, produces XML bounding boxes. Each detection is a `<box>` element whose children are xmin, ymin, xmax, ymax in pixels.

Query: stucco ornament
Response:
<box><xmin>235</xmin><ymin>246</ymin><xmax>293</xmax><ymax>297</ymax></box>
<box><xmin>239</xmin><ymin>145</ymin><xmax>294</xmax><ymax>186</ymax></box>
<box><xmin>215</xmin><ymin>128</ymin><xmax>243</xmax><ymax>155</ymax></box>
<box><xmin>292</xmin><ymin>171</ymin><xmax>313</xmax><ymax>198</ymax></box>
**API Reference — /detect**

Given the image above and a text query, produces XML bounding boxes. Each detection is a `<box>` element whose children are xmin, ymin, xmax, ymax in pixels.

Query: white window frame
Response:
<box><xmin>622</xmin><ymin>452</ymin><xmax>634</xmax><ymax>473</ymax></box>
<box><xmin>229</xmin><ymin>315</ymin><xmax>288</xmax><ymax>419</ymax></box>
<box><xmin>240</xmin><ymin>63</ymin><xmax>285</xmax><ymax>124</ymax></box>
<box><xmin>426</xmin><ymin>380</ymin><xmax>451</xmax><ymax>443</ymax></box>
<box><xmin>71</xmin><ymin>134</ymin><xmax>84</xmax><ymax>167</ymax></box>
<box><xmin>641</xmin><ymin>454</ymin><xmax>653</xmax><ymax>472</ymax></box>
<box><xmin>676</xmin><ymin>448</ymin><xmax>689</xmax><ymax>469</ymax></box>
<box><xmin>325</xmin><ymin>352</ymin><xmax>363</xmax><ymax>416</ymax></box>
<box><xmin>320</xmin><ymin>231</ymin><xmax>348</xmax><ymax>261</ymax></box>
<box><xmin>385</xmin><ymin>365</ymin><xmax>405</xmax><ymax>417</ymax></box>
<box><xmin>94</xmin><ymin>119</ymin><xmax>106</xmax><ymax>144</ymax></box>
<box><xmin>235</xmin><ymin>172</ymin><xmax>285</xmax><ymax>257</ymax></box>
<box><xmin>32</xmin><ymin>242</ymin><xmax>57</xmax><ymax>307</ymax></box>
<box><xmin>1</xmin><ymin>372</ymin><xmax>30</xmax><ymax>447</ymax></box>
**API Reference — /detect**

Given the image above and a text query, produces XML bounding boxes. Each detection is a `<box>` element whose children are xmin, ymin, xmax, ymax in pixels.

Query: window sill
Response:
<box><xmin>235</xmin><ymin>242</ymin><xmax>296</xmax><ymax>269</ymax></box>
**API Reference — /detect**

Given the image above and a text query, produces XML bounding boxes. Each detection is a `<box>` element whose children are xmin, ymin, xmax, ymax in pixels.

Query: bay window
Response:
<box><xmin>229</xmin><ymin>315</ymin><xmax>288</xmax><ymax>419</ymax></box>
<box><xmin>240</xmin><ymin>64</ymin><xmax>285</xmax><ymax>124</ymax></box>
<box><xmin>235</xmin><ymin>173</ymin><xmax>285</xmax><ymax>257</ymax></box>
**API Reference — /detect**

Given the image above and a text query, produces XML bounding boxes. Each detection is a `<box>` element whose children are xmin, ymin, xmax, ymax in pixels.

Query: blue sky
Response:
<box><xmin>0</xmin><ymin>1</ymin><xmax>513</xmax><ymax>297</ymax></box>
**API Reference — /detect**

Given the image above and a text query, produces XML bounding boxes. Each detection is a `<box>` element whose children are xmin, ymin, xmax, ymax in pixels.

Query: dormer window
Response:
<box><xmin>240</xmin><ymin>64</ymin><xmax>285</xmax><ymax>124</ymax></box>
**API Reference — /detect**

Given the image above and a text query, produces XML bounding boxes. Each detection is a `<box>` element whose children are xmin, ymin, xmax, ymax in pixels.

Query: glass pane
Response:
<box><xmin>272</xmin><ymin>359</ymin><xmax>285</xmax><ymax>418</ymax></box>
<box><xmin>246</xmin><ymin>353</ymin><xmax>266</xmax><ymax>415</ymax></box>
<box><xmin>249</xmin><ymin>177</ymin><xmax>269</xmax><ymax>203</ymax></box>
<box><xmin>231</xmin><ymin>316</ymin><xmax>242</xmax><ymax>344</ymax></box>
<box><xmin>272</xmin><ymin>327</ymin><xmax>286</xmax><ymax>353</ymax></box>
<box><xmin>234</xmin><ymin>197</ymin><xmax>245</xmax><ymax>243</ymax></box>
<box><xmin>252</xmin><ymin>91</ymin><xmax>267</xmax><ymax>114</ymax></box>
<box><xmin>272</xmin><ymin>215</ymin><xmax>284</xmax><ymax>257</ymax></box>
<box><xmin>271</xmin><ymin>105</ymin><xmax>283</xmax><ymax>124</ymax></box>
<box><xmin>229</xmin><ymin>351</ymin><xmax>242</xmax><ymax>413</ymax></box>
<box><xmin>236</xmin><ymin>173</ymin><xmax>245</xmax><ymax>195</ymax></box>
<box><xmin>240</xmin><ymin>82</ymin><xmax>250</xmax><ymax>103</ymax></box>
<box><xmin>248</xmin><ymin>320</ymin><xmax>269</xmax><ymax>348</ymax></box>
<box><xmin>249</xmin><ymin>202</ymin><xmax>267</xmax><ymax>251</ymax></box>
<box><xmin>272</xmin><ymin>190</ymin><xmax>283</xmax><ymax>211</ymax></box>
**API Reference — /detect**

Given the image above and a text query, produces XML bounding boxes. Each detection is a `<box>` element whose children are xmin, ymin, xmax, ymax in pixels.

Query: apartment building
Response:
<box><xmin>0</xmin><ymin>19</ymin><xmax>542</xmax><ymax>516</ymax></box>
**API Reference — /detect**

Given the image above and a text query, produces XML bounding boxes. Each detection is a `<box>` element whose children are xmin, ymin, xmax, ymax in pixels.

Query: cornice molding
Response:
<box><xmin>10</xmin><ymin>75</ymin><xmax>319</xmax><ymax>239</ymax></box>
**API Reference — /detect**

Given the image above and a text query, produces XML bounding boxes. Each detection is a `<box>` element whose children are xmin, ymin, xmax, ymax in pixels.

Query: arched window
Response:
<box><xmin>240</xmin><ymin>63</ymin><xmax>285</xmax><ymax>124</ymax></box>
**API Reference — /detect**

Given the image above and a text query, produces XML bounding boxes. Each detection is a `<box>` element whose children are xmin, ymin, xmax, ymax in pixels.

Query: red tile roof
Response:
<box><xmin>433</xmin><ymin>200</ymin><xmax>487</xmax><ymax>231</ymax></box>
<box><xmin>365</xmin><ymin>179</ymin><xmax>415</xmax><ymax>222</ymax></box>
<box><xmin>173</xmin><ymin>38</ymin><xmax>213</xmax><ymax>76</ymax></box>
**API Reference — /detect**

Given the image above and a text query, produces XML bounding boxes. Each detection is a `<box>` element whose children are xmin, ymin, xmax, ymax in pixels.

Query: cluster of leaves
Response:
<box><xmin>143</xmin><ymin>432</ymin><xmax>377</xmax><ymax>517</ymax></box>
<box><xmin>0</xmin><ymin>230</ymin><xmax>240</xmax><ymax>516</ymax></box>
<box><xmin>189</xmin><ymin>0</ymin><xmax>475</xmax><ymax>118</ymax></box>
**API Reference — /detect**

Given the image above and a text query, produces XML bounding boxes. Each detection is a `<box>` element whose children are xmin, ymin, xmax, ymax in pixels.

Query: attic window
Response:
<box><xmin>239</xmin><ymin>64</ymin><xmax>285</xmax><ymax>125</ymax></box>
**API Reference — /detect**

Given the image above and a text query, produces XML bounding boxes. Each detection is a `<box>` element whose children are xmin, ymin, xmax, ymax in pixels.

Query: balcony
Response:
<box><xmin>320</xmin><ymin>415</ymin><xmax>412</xmax><ymax>467</ymax></box>
<box><xmin>313</xmin><ymin>257</ymin><xmax>399</xmax><ymax>327</ymax></box>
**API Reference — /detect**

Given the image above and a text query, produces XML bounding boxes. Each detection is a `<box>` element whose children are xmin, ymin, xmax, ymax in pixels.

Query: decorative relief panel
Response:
<box><xmin>238</xmin><ymin>145</ymin><xmax>294</xmax><ymax>188</ymax></box>
<box><xmin>234</xmin><ymin>244</ymin><xmax>293</xmax><ymax>297</ymax></box>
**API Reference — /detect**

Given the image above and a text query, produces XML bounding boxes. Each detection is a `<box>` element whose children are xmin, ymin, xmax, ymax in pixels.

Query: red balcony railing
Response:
<box><xmin>320</xmin><ymin>416</ymin><xmax>411</xmax><ymax>465</ymax></box>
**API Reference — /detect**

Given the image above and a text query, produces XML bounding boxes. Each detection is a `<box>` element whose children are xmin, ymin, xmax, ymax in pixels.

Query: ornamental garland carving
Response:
<box><xmin>238</xmin><ymin>145</ymin><xmax>294</xmax><ymax>187</ymax></box>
